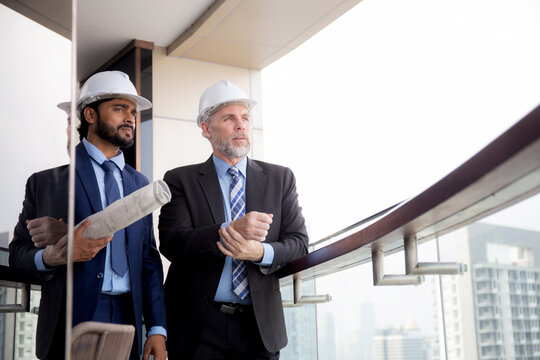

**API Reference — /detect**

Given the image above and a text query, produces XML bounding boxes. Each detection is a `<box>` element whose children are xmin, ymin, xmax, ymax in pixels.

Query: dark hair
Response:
<box><xmin>77</xmin><ymin>98</ymin><xmax>114</xmax><ymax>141</ymax></box>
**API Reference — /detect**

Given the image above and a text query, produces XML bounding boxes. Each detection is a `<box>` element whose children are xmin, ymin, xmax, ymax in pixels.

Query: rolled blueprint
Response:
<box><xmin>79</xmin><ymin>179</ymin><xmax>171</xmax><ymax>239</ymax></box>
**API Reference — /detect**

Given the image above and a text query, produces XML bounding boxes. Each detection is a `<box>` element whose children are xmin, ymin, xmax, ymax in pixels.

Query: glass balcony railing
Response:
<box><xmin>276</xmin><ymin>105</ymin><xmax>540</xmax><ymax>360</ymax></box>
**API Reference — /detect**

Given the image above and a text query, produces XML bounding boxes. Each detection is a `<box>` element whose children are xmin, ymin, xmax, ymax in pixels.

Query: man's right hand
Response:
<box><xmin>27</xmin><ymin>216</ymin><xmax>67</xmax><ymax>248</ymax></box>
<box><xmin>42</xmin><ymin>219</ymin><xmax>112</xmax><ymax>267</ymax></box>
<box><xmin>230</xmin><ymin>211</ymin><xmax>273</xmax><ymax>242</ymax></box>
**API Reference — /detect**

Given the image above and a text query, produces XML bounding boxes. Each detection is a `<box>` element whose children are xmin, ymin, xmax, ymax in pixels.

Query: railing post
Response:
<box><xmin>288</xmin><ymin>274</ymin><xmax>331</xmax><ymax>305</ymax></box>
<box><xmin>372</xmin><ymin>248</ymin><xmax>423</xmax><ymax>286</ymax></box>
<box><xmin>405</xmin><ymin>235</ymin><xmax>467</xmax><ymax>275</ymax></box>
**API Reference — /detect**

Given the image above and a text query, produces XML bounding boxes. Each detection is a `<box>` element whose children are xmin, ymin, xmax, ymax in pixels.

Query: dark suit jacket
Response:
<box><xmin>9</xmin><ymin>142</ymin><xmax>166</xmax><ymax>359</ymax></box>
<box><xmin>159</xmin><ymin>156</ymin><xmax>309</xmax><ymax>357</ymax></box>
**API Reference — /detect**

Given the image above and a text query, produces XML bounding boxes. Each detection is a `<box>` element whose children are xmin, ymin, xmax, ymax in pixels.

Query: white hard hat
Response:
<box><xmin>57</xmin><ymin>101</ymin><xmax>71</xmax><ymax>115</ymax></box>
<box><xmin>76</xmin><ymin>71</ymin><xmax>152</xmax><ymax>112</ymax></box>
<box><xmin>197</xmin><ymin>80</ymin><xmax>257</xmax><ymax>126</ymax></box>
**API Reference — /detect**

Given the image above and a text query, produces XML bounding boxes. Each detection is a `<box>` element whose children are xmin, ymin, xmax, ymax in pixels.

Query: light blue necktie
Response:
<box><xmin>101</xmin><ymin>160</ymin><xmax>128</xmax><ymax>277</ymax></box>
<box><xmin>228</xmin><ymin>167</ymin><xmax>249</xmax><ymax>300</ymax></box>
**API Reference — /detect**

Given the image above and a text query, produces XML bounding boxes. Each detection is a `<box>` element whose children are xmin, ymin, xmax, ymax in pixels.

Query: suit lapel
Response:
<box><xmin>76</xmin><ymin>142</ymin><xmax>103</xmax><ymax>213</ymax></box>
<box><xmin>246</xmin><ymin>158</ymin><xmax>267</xmax><ymax>212</ymax></box>
<box><xmin>197</xmin><ymin>156</ymin><xmax>226</xmax><ymax>223</ymax></box>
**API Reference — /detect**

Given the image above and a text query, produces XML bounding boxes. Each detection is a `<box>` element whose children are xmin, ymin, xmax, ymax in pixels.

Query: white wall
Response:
<box><xmin>0</xmin><ymin>4</ymin><xmax>71</xmax><ymax>236</ymax></box>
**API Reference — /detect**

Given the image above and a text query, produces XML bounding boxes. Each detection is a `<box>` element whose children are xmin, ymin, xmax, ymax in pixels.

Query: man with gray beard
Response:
<box><xmin>159</xmin><ymin>80</ymin><xmax>309</xmax><ymax>360</ymax></box>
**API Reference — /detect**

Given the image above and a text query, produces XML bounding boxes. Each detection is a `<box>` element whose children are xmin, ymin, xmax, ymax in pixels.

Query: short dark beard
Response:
<box><xmin>95</xmin><ymin>110</ymin><xmax>135</xmax><ymax>148</ymax></box>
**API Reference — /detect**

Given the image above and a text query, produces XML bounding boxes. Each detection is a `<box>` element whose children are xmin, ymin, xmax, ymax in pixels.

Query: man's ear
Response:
<box><xmin>201</xmin><ymin>121</ymin><xmax>211</xmax><ymax>139</ymax></box>
<box><xmin>83</xmin><ymin>107</ymin><xmax>97</xmax><ymax>125</ymax></box>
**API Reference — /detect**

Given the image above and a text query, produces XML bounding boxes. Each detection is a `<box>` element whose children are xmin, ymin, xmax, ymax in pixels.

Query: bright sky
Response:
<box><xmin>261</xmin><ymin>0</ymin><xmax>540</xmax><ymax>356</ymax></box>
<box><xmin>262</xmin><ymin>0</ymin><xmax>540</xmax><ymax>241</ymax></box>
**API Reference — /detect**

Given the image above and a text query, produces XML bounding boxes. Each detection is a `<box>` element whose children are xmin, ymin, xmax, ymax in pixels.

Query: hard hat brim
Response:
<box><xmin>57</xmin><ymin>101</ymin><xmax>71</xmax><ymax>115</ymax></box>
<box><xmin>197</xmin><ymin>98</ymin><xmax>257</xmax><ymax>126</ymax></box>
<box><xmin>77</xmin><ymin>93</ymin><xmax>152</xmax><ymax>112</ymax></box>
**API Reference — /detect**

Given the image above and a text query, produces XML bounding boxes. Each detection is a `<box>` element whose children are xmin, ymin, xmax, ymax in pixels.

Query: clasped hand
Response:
<box><xmin>27</xmin><ymin>216</ymin><xmax>67</xmax><ymax>248</ymax></box>
<box><xmin>217</xmin><ymin>211</ymin><xmax>273</xmax><ymax>262</ymax></box>
<box><xmin>230</xmin><ymin>211</ymin><xmax>273</xmax><ymax>242</ymax></box>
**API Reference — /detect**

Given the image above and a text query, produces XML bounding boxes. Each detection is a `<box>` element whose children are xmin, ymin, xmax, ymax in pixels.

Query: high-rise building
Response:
<box><xmin>318</xmin><ymin>312</ymin><xmax>337</xmax><ymax>360</ymax></box>
<box><xmin>282</xmin><ymin>279</ymin><xmax>318</xmax><ymax>360</ymax></box>
<box><xmin>373</xmin><ymin>321</ymin><xmax>429</xmax><ymax>360</ymax></box>
<box><xmin>359</xmin><ymin>301</ymin><xmax>376</xmax><ymax>360</ymax></box>
<box><xmin>437</xmin><ymin>222</ymin><xmax>540</xmax><ymax>360</ymax></box>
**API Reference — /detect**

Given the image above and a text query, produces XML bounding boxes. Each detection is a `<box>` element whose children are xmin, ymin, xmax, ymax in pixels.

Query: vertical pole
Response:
<box><xmin>293</xmin><ymin>276</ymin><xmax>302</xmax><ymax>304</ymax></box>
<box><xmin>405</xmin><ymin>235</ymin><xmax>418</xmax><ymax>274</ymax></box>
<box><xmin>65</xmin><ymin>0</ymin><xmax>78</xmax><ymax>358</ymax></box>
<box><xmin>134</xmin><ymin>47</ymin><xmax>141</xmax><ymax>171</ymax></box>
<box><xmin>372</xmin><ymin>249</ymin><xmax>384</xmax><ymax>285</ymax></box>
<box><xmin>436</xmin><ymin>236</ymin><xmax>449</xmax><ymax>360</ymax></box>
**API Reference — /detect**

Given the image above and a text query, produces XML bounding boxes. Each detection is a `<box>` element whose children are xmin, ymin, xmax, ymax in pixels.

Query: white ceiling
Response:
<box><xmin>2</xmin><ymin>0</ymin><xmax>361</xmax><ymax>80</ymax></box>
<box><xmin>76</xmin><ymin>0</ymin><xmax>214</xmax><ymax>79</ymax></box>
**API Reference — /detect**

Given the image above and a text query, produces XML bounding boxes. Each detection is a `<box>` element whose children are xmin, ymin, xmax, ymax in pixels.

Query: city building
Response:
<box><xmin>373</xmin><ymin>319</ymin><xmax>432</xmax><ymax>360</ymax></box>
<box><xmin>438</xmin><ymin>223</ymin><xmax>540</xmax><ymax>360</ymax></box>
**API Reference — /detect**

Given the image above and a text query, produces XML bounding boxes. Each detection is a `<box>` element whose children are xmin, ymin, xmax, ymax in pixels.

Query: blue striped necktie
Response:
<box><xmin>101</xmin><ymin>160</ymin><xmax>128</xmax><ymax>277</ymax></box>
<box><xmin>228</xmin><ymin>166</ymin><xmax>249</xmax><ymax>300</ymax></box>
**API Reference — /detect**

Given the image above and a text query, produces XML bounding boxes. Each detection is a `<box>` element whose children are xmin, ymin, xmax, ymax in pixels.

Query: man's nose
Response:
<box><xmin>125</xmin><ymin>111</ymin><xmax>136</xmax><ymax>125</ymax></box>
<box><xmin>234</xmin><ymin>117</ymin><xmax>246</xmax><ymax>130</ymax></box>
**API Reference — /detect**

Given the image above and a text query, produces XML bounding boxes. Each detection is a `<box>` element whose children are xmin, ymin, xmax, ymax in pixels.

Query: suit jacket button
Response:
<box><xmin>96</xmin><ymin>272</ymin><xmax>104</xmax><ymax>279</ymax></box>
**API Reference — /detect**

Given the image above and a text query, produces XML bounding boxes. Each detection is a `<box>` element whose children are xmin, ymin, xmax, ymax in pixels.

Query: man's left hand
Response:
<box><xmin>217</xmin><ymin>226</ymin><xmax>264</xmax><ymax>262</ymax></box>
<box><xmin>27</xmin><ymin>217</ymin><xmax>67</xmax><ymax>248</ymax></box>
<box><xmin>143</xmin><ymin>334</ymin><xmax>166</xmax><ymax>360</ymax></box>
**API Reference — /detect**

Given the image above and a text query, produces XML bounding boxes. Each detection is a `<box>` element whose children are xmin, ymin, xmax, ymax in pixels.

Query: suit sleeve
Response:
<box><xmin>158</xmin><ymin>170</ymin><xmax>223</xmax><ymax>263</ymax></box>
<box><xmin>141</xmin><ymin>211</ymin><xmax>167</xmax><ymax>330</ymax></box>
<box><xmin>9</xmin><ymin>174</ymin><xmax>52</xmax><ymax>282</ymax></box>
<box><xmin>264</xmin><ymin>167</ymin><xmax>309</xmax><ymax>274</ymax></box>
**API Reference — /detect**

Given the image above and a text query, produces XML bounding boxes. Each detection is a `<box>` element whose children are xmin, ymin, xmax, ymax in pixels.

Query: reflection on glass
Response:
<box><xmin>1</xmin><ymin>3</ymin><xmax>71</xmax><ymax>360</ymax></box>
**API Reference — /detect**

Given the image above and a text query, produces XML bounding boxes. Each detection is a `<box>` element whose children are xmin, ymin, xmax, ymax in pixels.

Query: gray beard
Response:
<box><xmin>209</xmin><ymin>127</ymin><xmax>250</xmax><ymax>158</ymax></box>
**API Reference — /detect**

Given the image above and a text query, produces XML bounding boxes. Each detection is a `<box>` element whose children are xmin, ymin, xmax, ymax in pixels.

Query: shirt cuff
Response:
<box><xmin>148</xmin><ymin>326</ymin><xmax>167</xmax><ymax>340</ymax></box>
<box><xmin>34</xmin><ymin>249</ymin><xmax>54</xmax><ymax>272</ymax></box>
<box><xmin>255</xmin><ymin>243</ymin><xmax>274</xmax><ymax>267</ymax></box>
<box><xmin>220</xmin><ymin>221</ymin><xmax>231</xmax><ymax>229</ymax></box>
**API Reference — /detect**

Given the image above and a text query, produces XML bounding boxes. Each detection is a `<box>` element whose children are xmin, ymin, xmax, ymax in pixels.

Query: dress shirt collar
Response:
<box><xmin>212</xmin><ymin>155</ymin><xmax>247</xmax><ymax>179</ymax></box>
<box><xmin>82</xmin><ymin>138</ymin><xmax>125</xmax><ymax>170</ymax></box>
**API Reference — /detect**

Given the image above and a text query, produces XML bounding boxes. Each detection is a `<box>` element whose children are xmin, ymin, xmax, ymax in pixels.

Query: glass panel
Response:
<box><xmin>13</xmin><ymin>290</ymin><xmax>39</xmax><ymax>360</ymax></box>
<box><xmin>436</xmin><ymin>193</ymin><xmax>540</xmax><ymax>360</ymax></box>
<box><xmin>313</xmin><ymin>241</ymin><xmax>441</xmax><ymax>359</ymax></box>
<box><xmin>1</xmin><ymin>3</ymin><xmax>71</xmax><ymax>360</ymax></box>
<box><xmin>281</xmin><ymin>280</ymin><xmax>318</xmax><ymax>360</ymax></box>
<box><xmin>263</xmin><ymin>0</ymin><xmax>540</xmax><ymax>358</ymax></box>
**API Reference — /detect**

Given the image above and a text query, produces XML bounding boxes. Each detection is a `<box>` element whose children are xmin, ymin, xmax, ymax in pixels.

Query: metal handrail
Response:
<box><xmin>279</xmin><ymin>103</ymin><xmax>540</xmax><ymax>285</ymax></box>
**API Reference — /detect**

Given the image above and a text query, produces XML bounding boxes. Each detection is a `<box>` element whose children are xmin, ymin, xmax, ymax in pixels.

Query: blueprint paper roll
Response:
<box><xmin>78</xmin><ymin>179</ymin><xmax>171</xmax><ymax>239</ymax></box>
